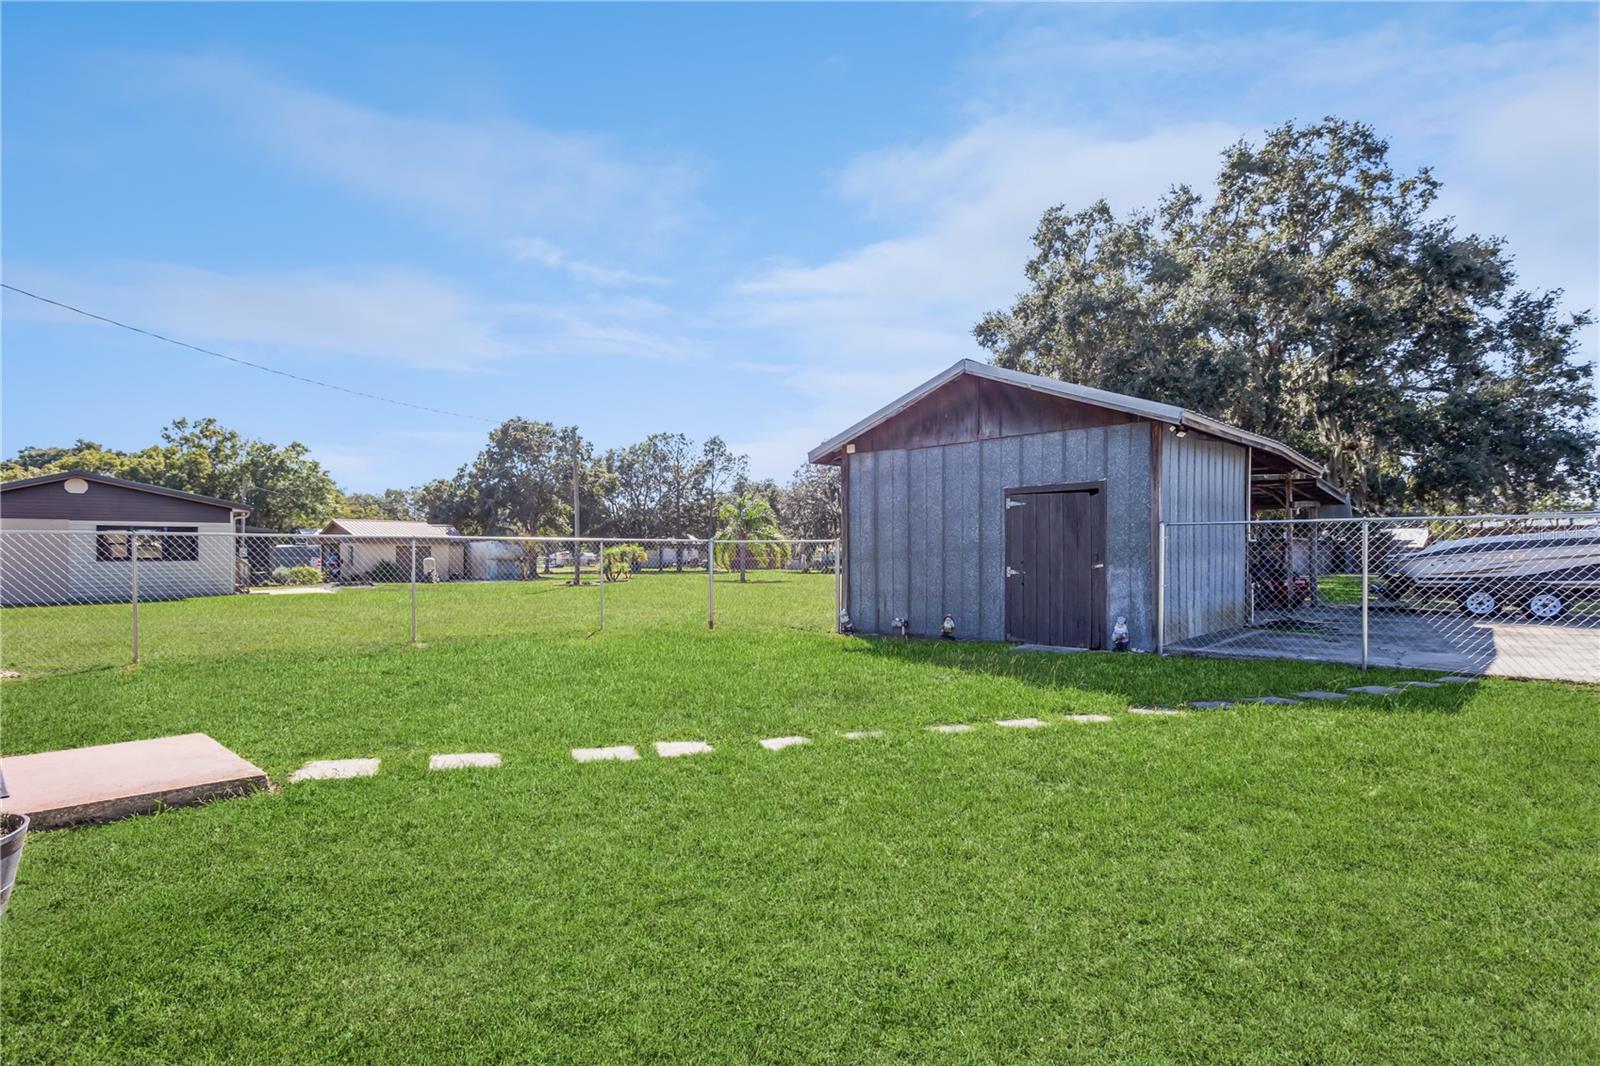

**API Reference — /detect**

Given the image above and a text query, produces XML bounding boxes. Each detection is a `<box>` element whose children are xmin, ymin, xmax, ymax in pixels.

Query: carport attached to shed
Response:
<box><xmin>808</xmin><ymin>360</ymin><xmax>1346</xmax><ymax>650</ymax></box>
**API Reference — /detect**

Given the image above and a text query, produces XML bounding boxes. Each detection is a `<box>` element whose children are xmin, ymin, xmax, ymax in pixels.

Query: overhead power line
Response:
<box><xmin>1</xmin><ymin>283</ymin><xmax>497</xmax><ymax>424</ymax></box>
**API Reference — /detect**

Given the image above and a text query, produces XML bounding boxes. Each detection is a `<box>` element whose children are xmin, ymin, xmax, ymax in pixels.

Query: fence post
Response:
<box><xmin>130</xmin><ymin>538</ymin><xmax>140</xmax><ymax>664</ymax></box>
<box><xmin>1155</xmin><ymin>522</ymin><xmax>1166</xmax><ymax>655</ymax></box>
<box><xmin>833</xmin><ymin>537</ymin><xmax>842</xmax><ymax>633</ymax></box>
<box><xmin>707</xmin><ymin>538</ymin><xmax>715</xmax><ymax>630</ymax></box>
<box><xmin>1360</xmin><ymin>519</ymin><xmax>1370</xmax><ymax>671</ymax></box>
<box><xmin>598</xmin><ymin>541</ymin><xmax>605</xmax><ymax>631</ymax></box>
<box><xmin>409</xmin><ymin>538</ymin><xmax>418</xmax><ymax>644</ymax></box>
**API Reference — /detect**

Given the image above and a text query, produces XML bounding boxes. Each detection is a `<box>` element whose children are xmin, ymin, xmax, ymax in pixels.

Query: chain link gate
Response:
<box><xmin>1159</xmin><ymin>513</ymin><xmax>1600</xmax><ymax>682</ymax></box>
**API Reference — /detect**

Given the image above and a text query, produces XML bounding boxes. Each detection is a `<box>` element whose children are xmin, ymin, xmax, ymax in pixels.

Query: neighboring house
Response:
<box><xmin>0</xmin><ymin>471</ymin><xmax>249</xmax><ymax>606</ymax></box>
<box><xmin>316</xmin><ymin>519</ymin><xmax>467</xmax><ymax>582</ymax></box>
<box><xmin>809</xmin><ymin>359</ymin><xmax>1347</xmax><ymax>650</ymax></box>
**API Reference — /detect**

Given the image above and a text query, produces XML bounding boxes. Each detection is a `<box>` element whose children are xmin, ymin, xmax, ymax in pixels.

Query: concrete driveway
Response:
<box><xmin>1170</xmin><ymin>604</ymin><xmax>1599</xmax><ymax>683</ymax></box>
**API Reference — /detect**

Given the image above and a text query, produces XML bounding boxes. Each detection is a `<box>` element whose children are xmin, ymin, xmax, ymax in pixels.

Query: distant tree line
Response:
<box><xmin>0</xmin><ymin>418</ymin><xmax>338</xmax><ymax>531</ymax></box>
<box><xmin>3</xmin><ymin>418</ymin><xmax>841</xmax><ymax>539</ymax></box>
<box><xmin>975</xmin><ymin>117</ymin><xmax>1599</xmax><ymax>512</ymax></box>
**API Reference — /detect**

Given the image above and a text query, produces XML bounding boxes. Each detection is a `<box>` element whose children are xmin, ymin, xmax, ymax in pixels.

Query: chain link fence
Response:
<box><xmin>0</xmin><ymin>531</ymin><xmax>840</xmax><ymax>677</ymax></box>
<box><xmin>1159</xmin><ymin>513</ymin><xmax>1600</xmax><ymax>682</ymax></box>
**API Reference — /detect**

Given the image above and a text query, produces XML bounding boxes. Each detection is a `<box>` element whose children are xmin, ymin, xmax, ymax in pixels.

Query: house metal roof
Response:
<box><xmin>808</xmin><ymin>359</ymin><xmax>1346</xmax><ymax>503</ymax></box>
<box><xmin>0</xmin><ymin>470</ymin><xmax>251</xmax><ymax>513</ymax></box>
<box><xmin>319</xmin><ymin>518</ymin><xmax>459</xmax><ymax>538</ymax></box>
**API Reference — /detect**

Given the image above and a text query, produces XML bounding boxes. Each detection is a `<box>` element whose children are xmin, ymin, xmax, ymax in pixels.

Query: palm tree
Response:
<box><xmin>714</xmin><ymin>495</ymin><xmax>787</xmax><ymax>582</ymax></box>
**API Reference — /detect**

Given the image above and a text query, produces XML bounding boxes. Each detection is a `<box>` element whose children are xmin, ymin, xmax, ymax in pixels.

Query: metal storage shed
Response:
<box><xmin>808</xmin><ymin>360</ymin><xmax>1346</xmax><ymax>650</ymax></box>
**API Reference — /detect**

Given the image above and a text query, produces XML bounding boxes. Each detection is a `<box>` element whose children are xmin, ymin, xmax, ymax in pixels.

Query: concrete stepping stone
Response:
<box><xmin>1399</xmin><ymin>681</ymin><xmax>1442</xmax><ymax>688</ymax></box>
<box><xmin>1296</xmin><ymin>691</ymin><xmax>1348</xmax><ymax>701</ymax></box>
<box><xmin>571</xmin><ymin>745</ymin><xmax>640</xmax><ymax>763</ymax></box>
<box><xmin>290</xmin><ymin>758</ymin><xmax>380</xmax><ymax>783</ymax></box>
<box><xmin>1064</xmin><ymin>714</ymin><xmax>1112</xmax><ymax>724</ymax></box>
<box><xmin>1247</xmin><ymin>696</ymin><xmax>1302</xmax><ymax>705</ymax></box>
<box><xmin>995</xmin><ymin>717</ymin><xmax>1048</xmax><ymax>729</ymax></box>
<box><xmin>1438</xmin><ymin>676</ymin><xmax>1479</xmax><ymax>684</ymax></box>
<box><xmin>926</xmin><ymin>724</ymin><xmax>974</xmax><ymax>734</ymax></box>
<box><xmin>429</xmin><ymin>753</ymin><xmax>501</xmax><ymax>770</ymax></box>
<box><xmin>1347</xmin><ymin>685</ymin><xmax>1403</xmax><ymax>696</ymax></box>
<box><xmin>840</xmin><ymin>730</ymin><xmax>885</xmax><ymax>740</ymax></box>
<box><xmin>1128</xmin><ymin>707</ymin><xmax>1185</xmax><ymax>716</ymax></box>
<box><xmin>759</xmin><ymin>736</ymin><xmax>810</xmax><ymax>751</ymax></box>
<box><xmin>655</xmin><ymin>740</ymin><xmax>713</xmax><ymax>758</ymax></box>
<box><xmin>1188</xmin><ymin>700</ymin><xmax>1234</xmax><ymax>709</ymax></box>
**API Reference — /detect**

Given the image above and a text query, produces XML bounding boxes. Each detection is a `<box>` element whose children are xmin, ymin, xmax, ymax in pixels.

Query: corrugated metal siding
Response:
<box><xmin>845</xmin><ymin>423</ymin><xmax>1155</xmax><ymax>646</ymax></box>
<box><xmin>1158</xmin><ymin>434</ymin><xmax>1249</xmax><ymax>642</ymax></box>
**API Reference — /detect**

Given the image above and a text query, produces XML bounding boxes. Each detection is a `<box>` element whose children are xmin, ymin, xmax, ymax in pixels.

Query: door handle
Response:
<box><xmin>1092</xmin><ymin>563</ymin><xmax>1105</xmax><ymax>570</ymax></box>
<box><xmin>1005</xmin><ymin>566</ymin><xmax>1021</xmax><ymax>578</ymax></box>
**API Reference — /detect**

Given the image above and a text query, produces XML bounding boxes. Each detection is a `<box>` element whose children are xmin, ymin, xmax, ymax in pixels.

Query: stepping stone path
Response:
<box><xmin>655</xmin><ymin>740</ymin><xmax>713</xmax><ymax>758</ymax></box>
<box><xmin>571</xmin><ymin>745</ymin><xmax>640</xmax><ymax>763</ymax></box>
<box><xmin>429</xmin><ymin>753</ymin><xmax>501</xmax><ymax>770</ymax></box>
<box><xmin>289</xmin><ymin>758</ymin><xmax>380</xmax><ymax>783</ymax></box>
<box><xmin>279</xmin><ymin>669</ymin><xmax>1486</xmax><ymax>790</ymax></box>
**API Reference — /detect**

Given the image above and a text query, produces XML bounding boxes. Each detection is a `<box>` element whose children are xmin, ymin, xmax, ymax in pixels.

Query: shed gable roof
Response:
<box><xmin>808</xmin><ymin>359</ymin><xmax>1330</xmax><ymax>483</ymax></box>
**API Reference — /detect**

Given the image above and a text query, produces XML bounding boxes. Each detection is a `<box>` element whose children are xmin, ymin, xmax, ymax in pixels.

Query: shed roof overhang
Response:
<box><xmin>808</xmin><ymin>359</ymin><xmax>1348</xmax><ymax>507</ymax></box>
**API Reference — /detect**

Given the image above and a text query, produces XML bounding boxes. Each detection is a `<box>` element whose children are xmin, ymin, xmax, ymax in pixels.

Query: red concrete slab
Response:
<box><xmin>0</xmin><ymin>733</ymin><xmax>268</xmax><ymax>829</ymax></box>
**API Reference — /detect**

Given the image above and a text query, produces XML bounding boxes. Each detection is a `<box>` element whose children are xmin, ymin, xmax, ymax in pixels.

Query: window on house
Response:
<box><xmin>95</xmin><ymin>526</ymin><xmax>200</xmax><ymax>562</ymax></box>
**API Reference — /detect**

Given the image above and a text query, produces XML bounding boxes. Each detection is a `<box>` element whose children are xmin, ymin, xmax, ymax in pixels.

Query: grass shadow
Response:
<box><xmin>842</xmin><ymin>635</ymin><xmax>1480</xmax><ymax>714</ymax></box>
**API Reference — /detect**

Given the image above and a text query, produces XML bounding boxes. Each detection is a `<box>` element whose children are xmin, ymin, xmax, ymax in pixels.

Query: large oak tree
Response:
<box><xmin>974</xmin><ymin>118</ymin><xmax>1597</xmax><ymax>511</ymax></box>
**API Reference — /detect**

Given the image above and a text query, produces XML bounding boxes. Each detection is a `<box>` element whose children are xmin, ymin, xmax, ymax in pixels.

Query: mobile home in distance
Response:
<box><xmin>316</xmin><ymin>519</ymin><xmax>468</xmax><ymax>582</ymax></box>
<box><xmin>0</xmin><ymin>471</ymin><xmax>248</xmax><ymax>606</ymax></box>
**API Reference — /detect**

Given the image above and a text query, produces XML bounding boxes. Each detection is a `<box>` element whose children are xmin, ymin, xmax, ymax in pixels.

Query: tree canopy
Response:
<box><xmin>974</xmin><ymin>118</ymin><xmax>1598</xmax><ymax>512</ymax></box>
<box><xmin>0</xmin><ymin>418</ymin><xmax>338</xmax><ymax>530</ymax></box>
<box><xmin>5</xmin><ymin>419</ymin><xmax>841</xmax><ymax>540</ymax></box>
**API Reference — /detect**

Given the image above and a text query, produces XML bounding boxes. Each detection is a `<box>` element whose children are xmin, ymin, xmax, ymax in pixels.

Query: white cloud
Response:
<box><xmin>3</xmin><ymin>261</ymin><xmax>716</xmax><ymax>376</ymax></box>
<box><xmin>729</xmin><ymin>119</ymin><xmax>1242</xmax><ymax>449</ymax></box>
<box><xmin>162</xmin><ymin>58</ymin><xmax>700</xmax><ymax>283</ymax></box>
<box><xmin>6</xmin><ymin>264</ymin><xmax>518</xmax><ymax>371</ymax></box>
<box><xmin>725</xmin><ymin>11</ymin><xmax>1597</xmax><ymax>472</ymax></box>
<box><xmin>502</xmin><ymin>237</ymin><xmax>668</xmax><ymax>288</ymax></box>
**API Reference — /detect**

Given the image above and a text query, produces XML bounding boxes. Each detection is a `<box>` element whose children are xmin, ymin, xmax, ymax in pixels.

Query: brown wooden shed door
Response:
<box><xmin>1003</xmin><ymin>485</ymin><xmax>1106</xmax><ymax>649</ymax></box>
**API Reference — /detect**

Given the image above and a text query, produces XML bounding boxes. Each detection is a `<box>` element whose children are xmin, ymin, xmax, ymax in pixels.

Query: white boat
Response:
<box><xmin>1383</xmin><ymin>527</ymin><xmax>1600</xmax><ymax>618</ymax></box>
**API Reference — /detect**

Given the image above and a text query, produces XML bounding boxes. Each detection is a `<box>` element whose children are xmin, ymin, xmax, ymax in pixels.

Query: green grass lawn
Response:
<box><xmin>2</xmin><ymin>574</ymin><xmax>1597</xmax><ymax>1064</ymax></box>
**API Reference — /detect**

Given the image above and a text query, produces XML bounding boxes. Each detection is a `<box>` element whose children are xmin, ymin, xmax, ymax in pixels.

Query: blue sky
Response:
<box><xmin>4</xmin><ymin>3</ymin><xmax>1596</xmax><ymax>492</ymax></box>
